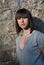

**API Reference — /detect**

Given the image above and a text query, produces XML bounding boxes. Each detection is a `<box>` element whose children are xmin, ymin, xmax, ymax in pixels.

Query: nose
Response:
<box><xmin>21</xmin><ymin>18</ymin><xmax>24</xmax><ymax>23</ymax></box>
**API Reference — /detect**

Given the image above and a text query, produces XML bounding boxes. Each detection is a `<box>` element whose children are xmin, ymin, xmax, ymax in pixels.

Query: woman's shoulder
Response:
<box><xmin>33</xmin><ymin>30</ymin><xmax>44</xmax><ymax>38</ymax></box>
<box><xmin>34</xmin><ymin>30</ymin><xmax>44</xmax><ymax>48</ymax></box>
<box><xmin>16</xmin><ymin>30</ymin><xmax>23</xmax><ymax>40</ymax></box>
<box><xmin>33</xmin><ymin>30</ymin><xmax>44</xmax><ymax>35</ymax></box>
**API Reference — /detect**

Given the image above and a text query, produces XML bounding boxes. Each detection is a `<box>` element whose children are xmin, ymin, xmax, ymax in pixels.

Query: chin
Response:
<box><xmin>21</xmin><ymin>25</ymin><xmax>29</xmax><ymax>29</ymax></box>
<box><xmin>21</xmin><ymin>26</ymin><xmax>26</xmax><ymax>29</ymax></box>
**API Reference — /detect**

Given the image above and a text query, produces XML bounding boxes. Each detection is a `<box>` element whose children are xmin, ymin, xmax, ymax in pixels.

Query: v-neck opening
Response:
<box><xmin>18</xmin><ymin>30</ymin><xmax>35</xmax><ymax>51</ymax></box>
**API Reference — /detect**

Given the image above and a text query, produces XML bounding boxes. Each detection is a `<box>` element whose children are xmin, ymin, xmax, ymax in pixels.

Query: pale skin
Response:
<box><xmin>17</xmin><ymin>17</ymin><xmax>44</xmax><ymax>55</ymax></box>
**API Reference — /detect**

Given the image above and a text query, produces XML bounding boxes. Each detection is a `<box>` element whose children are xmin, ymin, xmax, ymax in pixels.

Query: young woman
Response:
<box><xmin>15</xmin><ymin>8</ymin><xmax>44</xmax><ymax>65</ymax></box>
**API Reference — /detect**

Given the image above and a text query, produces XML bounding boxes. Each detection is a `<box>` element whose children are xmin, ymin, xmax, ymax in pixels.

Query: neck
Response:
<box><xmin>23</xmin><ymin>28</ymin><xmax>31</xmax><ymax>35</ymax></box>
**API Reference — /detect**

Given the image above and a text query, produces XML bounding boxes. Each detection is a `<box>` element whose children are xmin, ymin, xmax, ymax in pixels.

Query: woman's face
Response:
<box><xmin>17</xmin><ymin>18</ymin><xmax>29</xmax><ymax>29</ymax></box>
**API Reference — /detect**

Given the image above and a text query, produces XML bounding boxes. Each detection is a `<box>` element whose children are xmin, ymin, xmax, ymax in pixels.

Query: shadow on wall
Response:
<box><xmin>33</xmin><ymin>17</ymin><xmax>44</xmax><ymax>33</ymax></box>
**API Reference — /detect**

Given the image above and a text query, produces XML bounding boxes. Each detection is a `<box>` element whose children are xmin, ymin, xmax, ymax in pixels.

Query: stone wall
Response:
<box><xmin>0</xmin><ymin>0</ymin><xmax>44</xmax><ymax>64</ymax></box>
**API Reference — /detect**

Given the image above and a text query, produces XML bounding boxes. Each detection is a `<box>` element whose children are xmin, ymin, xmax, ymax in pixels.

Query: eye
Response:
<box><xmin>17</xmin><ymin>19</ymin><xmax>21</xmax><ymax>21</ymax></box>
<box><xmin>17</xmin><ymin>17</ymin><xmax>21</xmax><ymax>19</ymax></box>
<box><xmin>17</xmin><ymin>18</ymin><xmax>21</xmax><ymax>21</ymax></box>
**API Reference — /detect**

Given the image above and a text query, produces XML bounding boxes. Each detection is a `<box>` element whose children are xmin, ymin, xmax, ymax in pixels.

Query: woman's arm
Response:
<box><xmin>40</xmin><ymin>48</ymin><xmax>44</xmax><ymax>56</ymax></box>
<box><xmin>36</xmin><ymin>31</ymin><xmax>44</xmax><ymax>56</ymax></box>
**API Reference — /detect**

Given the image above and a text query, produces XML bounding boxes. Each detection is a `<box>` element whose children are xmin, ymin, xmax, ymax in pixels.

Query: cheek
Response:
<box><xmin>17</xmin><ymin>20</ymin><xmax>20</xmax><ymax>24</ymax></box>
<box><xmin>24</xmin><ymin>20</ymin><xmax>29</xmax><ymax>25</ymax></box>
<box><xmin>17</xmin><ymin>21</ymin><xmax>21</xmax><ymax>27</ymax></box>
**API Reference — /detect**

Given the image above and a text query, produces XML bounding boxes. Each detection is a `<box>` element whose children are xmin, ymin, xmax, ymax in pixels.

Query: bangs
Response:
<box><xmin>16</xmin><ymin>13</ymin><xmax>29</xmax><ymax>19</ymax></box>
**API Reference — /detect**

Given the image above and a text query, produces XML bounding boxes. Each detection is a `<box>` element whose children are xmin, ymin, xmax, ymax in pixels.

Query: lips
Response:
<box><xmin>21</xmin><ymin>24</ymin><xmax>25</xmax><ymax>26</ymax></box>
<box><xmin>21</xmin><ymin>24</ymin><xmax>25</xmax><ymax>25</ymax></box>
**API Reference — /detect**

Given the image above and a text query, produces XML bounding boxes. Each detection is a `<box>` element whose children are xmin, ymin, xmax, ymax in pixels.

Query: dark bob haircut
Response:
<box><xmin>15</xmin><ymin>8</ymin><xmax>34</xmax><ymax>35</ymax></box>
